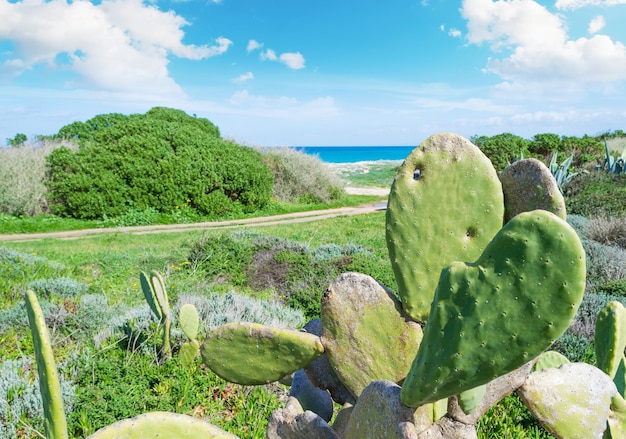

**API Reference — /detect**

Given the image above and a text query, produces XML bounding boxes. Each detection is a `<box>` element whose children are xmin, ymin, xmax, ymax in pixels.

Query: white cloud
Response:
<box><xmin>461</xmin><ymin>0</ymin><xmax>626</xmax><ymax>84</ymax></box>
<box><xmin>279</xmin><ymin>52</ymin><xmax>305</xmax><ymax>69</ymax></box>
<box><xmin>232</xmin><ymin>72</ymin><xmax>254</xmax><ymax>84</ymax></box>
<box><xmin>260</xmin><ymin>49</ymin><xmax>278</xmax><ymax>61</ymax></box>
<box><xmin>588</xmin><ymin>15</ymin><xmax>606</xmax><ymax>34</ymax></box>
<box><xmin>448</xmin><ymin>28</ymin><xmax>462</xmax><ymax>38</ymax></box>
<box><xmin>227</xmin><ymin>90</ymin><xmax>337</xmax><ymax>118</ymax></box>
<box><xmin>0</xmin><ymin>0</ymin><xmax>230</xmax><ymax>94</ymax></box>
<box><xmin>247</xmin><ymin>39</ymin><xmax>263</xmax><ymax>52</ymax></box>
<box><xmin>556</xmin><ymin>0</ymin><xmax>626</xmax><ymax>10</ymax></box>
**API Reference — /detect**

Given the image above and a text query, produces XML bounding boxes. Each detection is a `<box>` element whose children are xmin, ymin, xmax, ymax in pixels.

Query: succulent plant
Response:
<box><xmin>24</xmin><ymin>289</ymin><xmax>239</xmax><ymax>439</ymax></box>
<box><xmin>140</xmin><ymin>270</ymin><xmax>172</xmax><ymax>360</ymax></box>
<box><xmin>197</xmin><ymin>133</ymin><xmax>611</xmax><ymax>438</ymax></box>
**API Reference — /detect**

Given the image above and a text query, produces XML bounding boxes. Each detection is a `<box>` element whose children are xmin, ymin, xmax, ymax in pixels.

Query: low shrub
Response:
<box><xmin>584</xmin><ymin>215</ymin><xmax>626</xmax><ymax>249</ymax></box>
<box><xmin>594</xmin><ymin>279</ymin><xmax>626</xmax><ymax>297</ymax></box>
<box><xmin>563</xmin><ymin>172</ymin><xmax>626</xmax><ymax>217</ymax></box>
<box><xmin>261</xmin><ymin>147</ymin><xmax>344</xmax><ymax>203</ymax></box>
<box><xmin>0</xmin><ymin>139</ymin><xmax>76</xmax><ymax>217</ymax></box>
<box><xmin>583</xmin><ymin>240</ymin><xmax>626</xmax><ymax>285</ymax></box>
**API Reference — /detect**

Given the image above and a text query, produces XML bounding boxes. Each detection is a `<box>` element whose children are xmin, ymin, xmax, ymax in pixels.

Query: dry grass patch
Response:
<box><xmin>585</xmin><ymin>215</ymin><xmax>626</xmax><ymax>250</ymax></box>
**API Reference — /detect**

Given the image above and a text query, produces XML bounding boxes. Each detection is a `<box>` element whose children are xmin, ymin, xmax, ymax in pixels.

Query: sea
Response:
<box><xmin>294</xmin><ymin>146</ymin><xmax>415</xmax><ymax>164</ymax></box>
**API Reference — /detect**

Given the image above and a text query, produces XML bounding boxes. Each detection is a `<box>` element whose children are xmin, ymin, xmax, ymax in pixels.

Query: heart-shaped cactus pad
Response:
<box><xmin>401</xmin><ymin>210</ymin><xmax>586</xmax><ymax>407</ymax></box>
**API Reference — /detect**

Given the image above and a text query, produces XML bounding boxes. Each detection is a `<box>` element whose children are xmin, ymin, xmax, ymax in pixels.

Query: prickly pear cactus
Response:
<box><xmin>595</xmin><ymin>300</ymin><xmax>626</xmax><ymax>396</ymax></box>
<box><xmin>400</xmin><ymin>210</ymin><xmax>586</xmax><ymax>407</ymax></box>
<box><xmin>201</xmin><ymin>322</ymin><xmax>325</xmax><ymax>385</ymax></box>
<box><xmin>386</xmin><ymin>132</ymin><xmax>504</xmax><ymax>322</ymax></box>
<box><xmin>140</xmin><ymin>270</ymin><xmax>172</xmax><ymax>359</ymax></box>
<box><xmin>25</xmin><ymin>290</ymin><xmax>69</xmax><ymax>439</ymax></box>
<box><xmin>179</xmin><ymin>303</ymin><xmax>201</xmax><ymax>366</ymax></box>
<box><xmin>87</xmin><ymin>411</ymin><xmax>239</xmax><ymax>438</ymax></box>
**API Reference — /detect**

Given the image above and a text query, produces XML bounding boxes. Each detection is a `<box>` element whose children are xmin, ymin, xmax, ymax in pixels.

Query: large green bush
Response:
<box><xmin>46</xmin><ymin>108</ymin><xmax>273</xmax><ymax>219</ymax></box>
<box><xmin>470</xmin><ymin>133</ymin><xmax>530</xmax><ymax>172</ymax></box>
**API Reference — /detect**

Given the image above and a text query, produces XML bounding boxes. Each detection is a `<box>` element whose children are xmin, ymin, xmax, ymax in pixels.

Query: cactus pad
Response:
<box><xmin>533</xmin><ymin>350</ymin><xmax>570</xmax><ymax>372</ymax></box>
<box><xmin>201</xmin><ymin>322</ymin><xmax>324</xmax><ymax>385</ymax></box>
<box><xmin>180</xmin><ymin>340</ymin><xmax>200</xmax><ymax>366</ymax></box>
<box><xmin>499</xmin><ymin>158</ymin><xmax>566</xmax><ymax>223</ymax></box>
<box><xmin>386</xmin><ymin>132</ymin><xmax>504</xmax><ymax>322</ymax></box>
<box><xmin>179</xmin><ymin>303</ymin><xmax>200</xmax><ymax>341</ymax></box>
<box><xmin>25</xmin><ymin>290</ymin><xmax>69</xmax><ymax>439</ymax></box>
<box><xmin>595</xmin><ymin>301</ymin><xmax>626</xmax><ymax>383</ymax></box>
<box><xmin>87</xmin><ymin>411</ymin><xmax>239</xmax><ymax>438</ymax></box>
<box><xmin>320</xmin><ymin>272</ymin><xmax>423</xmax><ymax>398</ymax></box>
<box><xmin>400</xmin><ymin>210</ymin><xmax>586</xmax><ymax>407</ymax></box>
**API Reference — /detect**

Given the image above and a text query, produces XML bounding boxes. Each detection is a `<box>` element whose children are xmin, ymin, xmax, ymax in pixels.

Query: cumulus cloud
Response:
<box><xmin>232</xmin><ymin>72</ymin><xmax>254</xmax><ymax>84</ymax></box>
<box><xmin>253</xmin><ymin>42</ymin><xmax>305</xmax><ymax>69</ymax></box>
<box><xmin>556</xmin><ymin>0</ymin><xmax>626</xmax><ymax>10</ymax></box>
<box><xmin>247</xmin><ymin>39</ymin><xmax>263</xmax><ymax>52</ymax></box>
<box><xmin>588</xmin><ymin>15</ymin><xmax>606</xmax><ymax>34</ymax></box>
<box><xmin>461</xmin><ymin>0</ymin><xmax>626</xmax><ymax>84</ymax></box>
<box><xmin>228</xmin><ymin>89</ymin><xmax>337</xmax><ymax>118</ymax></box>
<box><xmin>0</xmin><ymin>0</ymin><xmax>231</xmax><ymax>94</ymax></box>
<box><xmin>279</xmin><ymin>52</ymin><xmax>305</xmax><ymax>69</ymax></box>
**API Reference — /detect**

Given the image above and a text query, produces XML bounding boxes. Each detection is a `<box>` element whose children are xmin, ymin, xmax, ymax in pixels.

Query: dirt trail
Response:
<box><xmin>0</xmin><ymin>189</ymin><xmax>390</xmax><ymax>243</ymax></box>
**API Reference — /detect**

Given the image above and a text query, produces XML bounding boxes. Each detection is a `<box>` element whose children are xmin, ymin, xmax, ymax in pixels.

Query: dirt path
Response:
<box><xmin>0</xmin><ymin>192</ymin><xmax>389</xmax><ymax>242</ymax></box>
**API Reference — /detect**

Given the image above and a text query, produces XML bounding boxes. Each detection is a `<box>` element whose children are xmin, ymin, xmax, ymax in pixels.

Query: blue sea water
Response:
<box><xmin>295</xmin><ymin>146</ymin><xmax>415</xmax><ymax>164</ymax></box>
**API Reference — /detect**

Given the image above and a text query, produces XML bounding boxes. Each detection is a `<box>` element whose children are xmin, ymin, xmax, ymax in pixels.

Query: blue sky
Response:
<box><xmin>2</xmin><ymin>0</ymin><xmax>626</xmax><ymax>146</ymax></box>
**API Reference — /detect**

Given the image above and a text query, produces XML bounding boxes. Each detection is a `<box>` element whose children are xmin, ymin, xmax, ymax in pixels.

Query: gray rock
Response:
<box><xmin>267</xmin><ymin>397</ymin><xmax>339</xmax><ymax>439</ymax></box>
<box><xmin>289</xmin><ymin>369</ymin><xmax>334</xmax><ymax>422</ymax></box>
<box><xmin>302</xmin><ymin>319</ymin><xmax>355</xmax><ymax>405</ymax></box>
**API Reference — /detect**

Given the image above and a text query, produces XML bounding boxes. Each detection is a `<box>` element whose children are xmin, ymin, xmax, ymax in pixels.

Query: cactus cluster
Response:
<box><xmin>196</xmin><ymin>132</ymin><xmax>619</xmax><ymax>438</ymax></box>
<box><xmin>140</xmin><ymin>270</ymin><xmax>172</xmax><ymax>360</ymax></box>
<box><xmin>24</xmin><ymin>288</ymin><xmax>237</xmax><ymax>439</ymax></box>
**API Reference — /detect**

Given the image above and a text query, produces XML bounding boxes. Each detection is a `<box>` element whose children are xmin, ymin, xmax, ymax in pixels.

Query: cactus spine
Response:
<box><xmin>25</xmin><ymin>289</ymin><xmax>69</xmax><ymax>439</ymax></box>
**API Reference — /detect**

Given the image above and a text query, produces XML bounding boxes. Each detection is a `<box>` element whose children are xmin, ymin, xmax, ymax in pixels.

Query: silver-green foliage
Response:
<box><xmin>0</xmin><ymin>357</ymin><xmax>75</xmax><ymax>439</ymax></box>
<box><xmin>27</xmin><ymin>277</ymin><xmax>90</xmax><ymax>299</ymax></box>
<box><xmin>177</xmin><ymin>291</ymin><xmax>305</xmax><ymax>331</ymax></box>
<box><xmin>0</xmin><ymin>139</ymin><xmax>76</xmax><ymax>216</ymax></box>
<box><xmin>261</xmin><ymin>147</ymin><xmax>344</xmax><ymax>203</ymax></box>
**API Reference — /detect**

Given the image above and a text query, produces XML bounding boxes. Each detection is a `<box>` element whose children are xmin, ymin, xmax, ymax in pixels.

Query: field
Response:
<box><xmin>1</xmin><ymin>160</ymin><xmax>626</xmax><ymax>438</ymax></box>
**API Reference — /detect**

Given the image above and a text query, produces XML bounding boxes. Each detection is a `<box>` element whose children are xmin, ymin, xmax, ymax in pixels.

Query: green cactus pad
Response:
<box><xmin>320</xmin><ymin>272</ymin><xmax>423</xmax><ymax>398</ymax></box>
<box><xmin>532</xmin><ymin>350</ymin><xmax>570</xmax><ymax>372</ymax></box>
<box><xmin>25</xmin><ymin>290</ymin><xmax>69</xmax><ymax>439</ymax></box>
<box><xmin>607</xmin><ymin>394</ymin><xmax>626</xmax><ymax>439</ymax></box>
<box><xmin>499</xmin><ymin>158</ymin><xmax>566</xmax><ymax>223</ymax></box>
<box><xmin>458</xmin><ymin>384</ymin><xmax>486</xmax><ymax>415</ymax></box>
<box><xmin>386</xmin><ymin>132</ymin><xmax>504</xmax><ymax>322</ymax></box>
<box><xmin>87</xmin><ymin>411</ymin><xmax>238</xmax><ymax>438</ymax></box>
<box><xmin>595</xmin><ymin>301</ymin><xmax>626</xmax><ymax>381</ymax></box>
<box><xmin>140</xmin><ymin>271</ymin><xmax>163</xmax><ymax>321</ymax></box>
<box><xmin>150</xmin><ymin>270</ymin><xmax>170</xmax><ymax>318</ymax></box>
<box><xmin>400</xmin><ymin>210</ymin><xmax>586</xmax><ymax>407</ymax></box>
<box><xmin>200</xmin><ymin>322</ymin><xmax>324</xmax><ymax>385</ymax></box>
<box><xmin>180</xmin><ymin>303</ymin><xmax>200</xmax><ymax>341</ymax></box>
<box><xmin>180</xmin><ymin>340</ymin><xmax>200</xmax><ymax>366</ymax></box>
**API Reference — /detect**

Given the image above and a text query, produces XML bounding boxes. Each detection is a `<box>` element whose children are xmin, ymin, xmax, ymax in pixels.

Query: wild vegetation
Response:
<box><xmin>1</xmin><ymin>117</ymin><xmax>625</xmax><ymax>437</ymax></box>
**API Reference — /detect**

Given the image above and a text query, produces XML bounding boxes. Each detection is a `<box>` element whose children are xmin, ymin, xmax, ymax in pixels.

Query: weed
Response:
<box><xmin>584</xmin><ymin>215</ymin><xmax>626</xmax><ymax>249</ymax></box>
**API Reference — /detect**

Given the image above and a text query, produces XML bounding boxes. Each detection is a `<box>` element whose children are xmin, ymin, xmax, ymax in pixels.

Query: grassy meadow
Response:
<box><xmin>1</xmin><ymin>151</ymin><xmax>626</xmax><ymax>437</ymax></box>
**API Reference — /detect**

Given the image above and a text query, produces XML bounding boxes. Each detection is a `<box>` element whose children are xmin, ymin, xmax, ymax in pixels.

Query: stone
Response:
<box><xmin>289</xmin><ymin>369</ymin><xmax>334</xmax><ymax>422</ymax></box>
<box><xmin>267</xmin><ymin>397</ymin><xmax>339</xmax><ymax>439</ymax></box>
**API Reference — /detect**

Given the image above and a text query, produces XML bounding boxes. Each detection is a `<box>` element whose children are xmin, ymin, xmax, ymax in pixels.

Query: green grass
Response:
<box><xmin>332</xmin><ymin>161</ymin><xmax>401</xmax><ymax>188</ymax></box>
<box><xmin>0</xmin><ymin>194</ymin><xmax>380</xmax><ymax>235</ymax></box>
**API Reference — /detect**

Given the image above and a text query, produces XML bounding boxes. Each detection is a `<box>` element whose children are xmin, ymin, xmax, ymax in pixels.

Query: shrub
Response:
<box><xmin>583</xmin><ymin>240</ymin><xmax>626</xmax><ymax>285</ymax></box>
<box><xmin>261</xmin><ymin>147</ymin><xmax>344</xmax><ymax>203</ymax></box>
<box><xmin>584</xmin><ymin>215</ymin><xmax>626</xmax><ymax>249</ymax></box>
<box><xmin>27</xmin><ymin>277</ymin><xmax>90</xmax><ymax>299</ymax></box>
<box><xmin>176</xmin><ymin>291</ymin><xmax>305</xmax><ymax>331</ymax></box>
<box><xmin>563</xmin><ymin>172</ymin><xmax>626</xmax><ymax>217</ymax></box>
<box><xmin>0</xmin><ymin>139</ymin><xmax>75</xmax><ymax>216</ymax></box>
<box><xmin>594</xmin><ymin>279</ymin><xmax>626</xmax><ymax>297</ymax></box>
<box><xmin>470</xmin><ymin>133</ymin><xmax>531</xmax><ymax>172</ymax></box>
<box><xmin>46</xmin><ymin>108</ymin><xmax>273</xmax><ymax>219</ymax></box>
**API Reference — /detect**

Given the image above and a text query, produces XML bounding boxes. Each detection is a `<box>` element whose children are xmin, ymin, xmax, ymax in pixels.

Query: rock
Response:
<box><xmin>320</xmin><ymin>273</ymin><xmax>423</xmax><ymax>398</ymax></box>
<box><xmin>289</xmin><ymin>369</ymin><xmax>334</xmax><ymax>422</ymax></box>
<box><xmin>267</xmin><ymin>397</ymin><xmax>339</xmax><ymax>439</ymax></box>
<box><xmin>302</xmin><ymin>319</ymin><xmax>355</xmax><ymax>405</ymax></box>
<box><xmin>517</xmin><ymin>362</ymin><xmax>617</xmax><ymax>439</ymax></box>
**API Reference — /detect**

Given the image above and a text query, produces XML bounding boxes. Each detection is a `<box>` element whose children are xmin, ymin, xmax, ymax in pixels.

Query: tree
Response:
<box><xmin>470</xmin><ymin>133</ymin><xmax>530</xmax><ymax>172</ymax></box>
<box><xmin>6</xmin><ymin>133</ymin><xmax>27</xmax><ymax>147</ymax></box>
